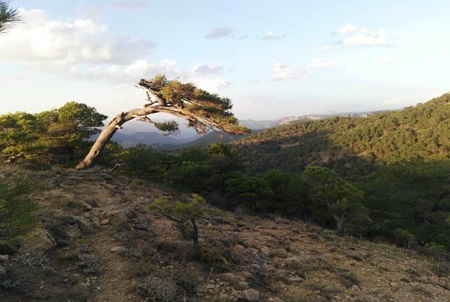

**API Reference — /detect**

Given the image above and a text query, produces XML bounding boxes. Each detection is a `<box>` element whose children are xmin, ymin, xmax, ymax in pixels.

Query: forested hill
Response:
<box><xmin>234</xmin><ymin>93</ymin><xmax>450</xmax><ymax>176</ymax></box>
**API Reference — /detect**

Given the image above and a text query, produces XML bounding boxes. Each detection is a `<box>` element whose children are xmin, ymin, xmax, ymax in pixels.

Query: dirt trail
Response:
<box><xmin>72</xmin><ymin>172</ymin><xmax>145</xmax><ymax>302</ymax></box>
<box><xmin>88</xmin><ymin>227</ymin><xmax>139</xmax><ymax>302</ymax></box>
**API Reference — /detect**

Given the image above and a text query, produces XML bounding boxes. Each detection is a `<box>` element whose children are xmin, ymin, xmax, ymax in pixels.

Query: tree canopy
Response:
<box><xmin>0</xmin><ymin>102</ymin><xmax>106</xmax><ymax>164</ymax></box>
<box><xmin>76</xmin><ymin>75</ymin><xmax>249</xmax><ymax>169</ymax></box>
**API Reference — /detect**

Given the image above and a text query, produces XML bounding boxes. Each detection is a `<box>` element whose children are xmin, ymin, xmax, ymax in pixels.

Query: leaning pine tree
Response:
<box><xmin>76</xmin><ymin>75</ymin><xmax>250</xmax><ymax>169</ymax></box>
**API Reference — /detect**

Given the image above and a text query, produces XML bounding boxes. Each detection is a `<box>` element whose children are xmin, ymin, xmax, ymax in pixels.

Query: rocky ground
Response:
<box><xmin>0</xmin><ymin>167</ymin><xmax>449</xmax><ymax>301</ymax></box>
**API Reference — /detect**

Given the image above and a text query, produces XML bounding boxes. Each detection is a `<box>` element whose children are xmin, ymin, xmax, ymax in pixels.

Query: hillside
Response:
<box><xmin>1</xmin><ymin>167</ymin><xmax>449</xmax><ymax>302</ymax></box>
<box><xmin>235</xmin><ymin>93</ymin><xmax>450</xmax><ymax>175</ymax></box>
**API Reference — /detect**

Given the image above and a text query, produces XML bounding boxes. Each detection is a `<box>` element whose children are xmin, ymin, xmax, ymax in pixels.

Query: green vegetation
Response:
<box><xmin>1</xmin><ymin>88</ymin><xmax>449</xmax><ymax>259</ymax></box>
<box><xmin>0</xmin><ymin>101</ymin><xmax>106</xmax><ymax>166</ymax></box>
<box><xmin>236</xmin><ymin>93</ymin><xmax>450</xmax><ymax>176</ymax></box>
<box><xmin>1</xmin><ymin>92</ymin><xmax>450</xmax><ymax>301</ymax></box>
<box><xmin>0</xmin><ymin>173</ymin><xmax>35</xmax><ymax>242</ymax></box>
<box><xmin>150</xmin><ymin>194</ymin><xmax>206</xmax><ymax>257</ymax></box>
<box><xmin>301</xmin><ymin>166</ymin><xmax>371</xmax><ymax>237</ymax></box>
<box><xmin>231</xmin><ymin>92</ymin><xmax>450</xmax><ymax>253</ymax></box>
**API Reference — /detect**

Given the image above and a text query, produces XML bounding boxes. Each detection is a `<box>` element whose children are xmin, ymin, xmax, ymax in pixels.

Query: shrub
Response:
<box><xmin>0</xmin><ymin>175</ymin><xmax>36</xmax><ymax>241</ymax></box>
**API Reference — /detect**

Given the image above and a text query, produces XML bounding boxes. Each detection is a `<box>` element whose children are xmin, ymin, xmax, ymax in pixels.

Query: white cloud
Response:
<box><xmin>192</xmin><ymin>64</ymin><xmax>223</xmax><ymax>75</ymax></box>
<box><xmin>330</xmin><ymin>25</ymin><xmax>390</xmax><ymax>47</ymax></box>
<box><xmin>271</xmin><ymin>63</ymin><xmax>305</xmax><ymax>81</ymax></box>
<box><xmin>261</xmin><ymin>31</ymin><xmax>284</xmax><ymax>40</ymax></box>
<box><xmin>272</xmin><ymin>58</ymin><xmax>338</xmax><ymax>81</ymax></box>
<box><xmin>0</xmin><ymin>8</ymin><xmax>158</xmax><ymax>84</ymax></box>
<box><xmin>111</xmin><ymin>0</ymin><xmax>150</xmax><ymax>9</ymax></box>
<box><xmin>342</xmin><ymin>29</ymin><xmax>387</xmax><ymax>46</ymax></box>
<box><xmin>74</xmin><ymin>59</ymin><xmax>186</xmax><ymax>85</ymax></box>
<box><xmin>381</xmin><ymin>57</ymin><xmax>398</xmax><ymax>65</ymax></box>
<box><xmin>194</xmin><ymin>77</ymin><xmax>230</xmax><ymax>93</ymax></box>
<box><xmin>0</xmin><ymin>9</ymin><xmax>153</xmax><ymax>63</ymax></box>
<box><xmin>204</xmin><ymin>27</ymin><xmax>235</xmax><ymax>39</ymax></box>
<box><xmin>336</xmin><ymin>24</ymin><xmax>358</xmax><ymax>34</ymax></box>
<box><xmin>306</xmin><ymin>58</ymin><xmax>339</xmax><ymax>70</ymax></box>
<box><xmin>400</xmin><ymin>32</ymin><xmax>412</xmax><ymax>40</ymax></box>
<box><xmin>248</xmin><ymin>78</ymin><xmax>262</xmax><ymax>83</ymax></box>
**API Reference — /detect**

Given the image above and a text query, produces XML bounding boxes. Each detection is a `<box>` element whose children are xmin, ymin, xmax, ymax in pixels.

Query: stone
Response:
<box><xmin>240</xmin><ymin>271</ymin><xmax>253</xmax><ymax>279</ymax></box>
<box><xmin>64</xmin><ymin>224</ymin><xmax>82</xmax><ymax>239</ymax></box>
<box><xmin>288</xmin><ymin>276</ymin><xmax>304</xmax><ymax>283</ymax></box>
<box><xmin>242</xmin><ymin>288</ymin><xmax>260</xmax><ymax>301</ymax></box>
<box><xmin>22</xmin><ymin>228</ymin><xmax>57</xmax><ymax>254</ymax></box>
<box><xmin>235</xmin><ymin>281</ymin><xmax>248</xmax><ymax>290</ymax></box>
<box><xmin>0</xmin><ymin>255</ymin><xmax>9</xmax><ymax>261</ymax></box>
<box><xmin>260</xmin><ymin>246</ymin><xmax>270</xmax><ymax>256</ymax></box>
<box><xmin>100</xmin><ymin>219</ymin><xmax>110</xmax><ymax>225</ymax></box>
<box><xmin>110</xmin><ymin>246</ymin><xmax>127</xmax><ymax>253</ymax></box>
<box><xmin>221</xmin><ymin>272</ymin><xmax>236</xmax><ymax>281</ymax></box>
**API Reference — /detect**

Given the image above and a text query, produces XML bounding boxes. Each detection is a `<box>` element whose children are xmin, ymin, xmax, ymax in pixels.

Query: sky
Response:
<box><xmin>1</xmin><ymin>0</ymin><xmax>450</xmax><ymax>122</ymax></box>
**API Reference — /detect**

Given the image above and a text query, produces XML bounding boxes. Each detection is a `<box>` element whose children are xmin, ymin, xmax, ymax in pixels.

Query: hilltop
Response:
<box><xmin>0</xmin><ymin>167</ymin><xmax>449</xmax><ymax>302</ymax></box>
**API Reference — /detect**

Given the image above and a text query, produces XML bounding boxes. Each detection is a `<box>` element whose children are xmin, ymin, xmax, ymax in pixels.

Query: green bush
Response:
<box><xmin>0</xmin><ymin>175</ymin><xmax>36</xmax><ymax>241</ymax></box>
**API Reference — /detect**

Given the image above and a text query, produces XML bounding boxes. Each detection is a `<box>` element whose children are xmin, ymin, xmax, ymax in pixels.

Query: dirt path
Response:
<box><xmin>89</xmin><ymin>228</ymin><xmax>139</xmax><ymax>302</ymax></box>
<box><xmin>74</xmin><ymin>173</ymin><xmax>144</xmax><ymax>302</ymax></box>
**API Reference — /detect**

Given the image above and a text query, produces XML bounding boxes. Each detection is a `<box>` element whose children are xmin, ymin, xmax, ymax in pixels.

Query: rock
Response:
<box><xmin>235</xmin><ymin>281</ymin><xmax>248</xmax><ymax>290</ymax></box>
<box><xmin>0</xmin><ymin>254</ymin><xmax>10</xmax><ymax>261</ymax></box>
<box><xmin>100</xmin><ymin>219</ymin><xmax>110</xmax><ymax>225</ymax></box>
<box><xmin>76</xmin><ymin>217</ymin><xmax>95</xmax><ymax>233</ymax></box>
<box><xmin>351</xmin><ymin>284</ymin><xmax>360</xmax><ymax>291</ymax></box>
<box><xmin>240</xmin><ymin>271</ymin><xmax>253</xmax><ymax>279</ymax></box>
<box><xmin>260</xmin><ymin>246</ymin><xmax>270</xmax><ymax>256</ymax></box>
<box><xmin>242</xmin><ymin>288</ymin><xmax>260</xmax><ymax>301</ymax></box>
<box><xmin>66</xmin><ymin>200</ymin><xmax>92</xmax><ymax>211</ymax></box>
<box><xmin>22</xmin><ymin>228</ymin><xmax>57</xmax><ymax>254</ymax></box>
<box><xmin>106</xmin><ymin>210</ymin><xmax>122</xmax><ymax>218</ymax></box>
<box><xmin>64</xmin><ymin>224</ymin><xmax>82</xmax><ymax>239</ymax></box>
<box><xmin>110</xmin><ymin>246</ymin><xmax>127</xmax><ymax>253</ymax></box>
<box><xmin>284</xmin><ymin>257</ymin><xmax>301</xmax><ymax>268</ymax></box>
<box><xmin>221</xmin><ymin>273</ymin><xmax>236</xmax><ymax>281</ymax></box>
<box><xmin>288</xmin><ymin>276</ymin><xmax>304</xmax><ymax>283</ymax></box>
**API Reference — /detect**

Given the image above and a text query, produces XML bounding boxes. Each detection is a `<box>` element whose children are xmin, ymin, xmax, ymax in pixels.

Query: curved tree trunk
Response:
<box><xmin>76</xmin><ymin>112</ymin><xmax>127</xmax><ymax>169</ymax></box>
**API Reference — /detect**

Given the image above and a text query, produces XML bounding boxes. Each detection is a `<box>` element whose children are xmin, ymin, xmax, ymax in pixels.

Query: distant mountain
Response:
<box><xmin>94</xmin><ymin>119</ymin><xmax>275</xmax><ymax>149</ymax></box>
<box><xmin>95</xmin><ymin>111</ymin><xmax>389</xmax><ymax>149</ymax></box>
<box><xmin>277</xmin><ymin>111</ymin><xmax>388</xmax><ymax>125</ymax></box>
<box><xmin>239</xmin><ymin>119</ymin><xmax>279</xmax><ymax>130</ymax></box>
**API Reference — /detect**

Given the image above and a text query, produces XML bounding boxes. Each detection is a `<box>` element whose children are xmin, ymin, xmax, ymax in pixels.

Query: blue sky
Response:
<box><xmin>1</xmin><ymin>0</ymin><xmax>450</xmax><ymax>121</ymax></box>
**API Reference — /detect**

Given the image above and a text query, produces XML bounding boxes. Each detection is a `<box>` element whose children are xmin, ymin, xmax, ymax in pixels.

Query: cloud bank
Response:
<box><xmin>330</xmin><ymin>24</ymin><xmax>390</xmax><ymax>48</ymax></box>
<box><xmin>0</xmin><ymin>8</ymin><xmax>230</xmax><ymax>91</ymax></box>
<box><xmin>204</xmin><ymin>27</ymin><xmax>235</xmax><ymax>39</ymax></box>
<box><xmin>272</xmin><ymin>59</ymin><xmax>338</xmax><ymax>81</ymax></box>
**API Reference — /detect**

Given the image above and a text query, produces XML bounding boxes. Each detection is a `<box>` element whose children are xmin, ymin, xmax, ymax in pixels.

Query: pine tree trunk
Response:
<box><xmin>75</xmin><ymin>113</ymin><xmax>126</xmax><ymax>169</ymax></box>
